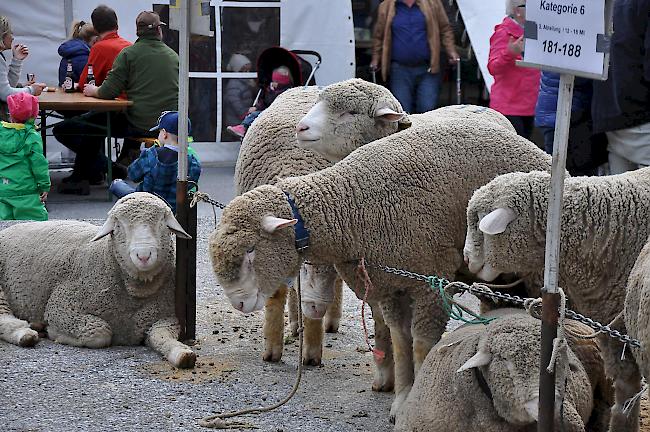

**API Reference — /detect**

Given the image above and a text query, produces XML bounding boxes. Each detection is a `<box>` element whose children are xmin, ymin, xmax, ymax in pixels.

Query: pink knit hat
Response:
<box><xmin>7</xmin><ymin>92</ymin><xmax>39</xmax><ymax>122</ymax></box>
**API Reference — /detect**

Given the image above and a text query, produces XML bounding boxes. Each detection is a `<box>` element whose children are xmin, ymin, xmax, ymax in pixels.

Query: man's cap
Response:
<box><xmin>136</xmin><ymin>11</ymin><xmax>166</xmax><ymax>30</ymax></box>
<box><xmin>7</xmin><ymin>93</ymin><xmax>39</xmax><ymax>122</ymax></box>
<box><xmin>150</xmin><ymin>111</ymin><xmax>191</xmax><ymax>136</ymax></box>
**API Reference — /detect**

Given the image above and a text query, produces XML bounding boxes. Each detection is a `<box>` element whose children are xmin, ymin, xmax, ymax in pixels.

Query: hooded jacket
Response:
<box><xmin>57</xmin><ymin>38</ymin><xmax>90</xmax><ymax>86</ymax></box>
<box><xmin>0</xmin><ymin>119</ymin><xmax>50</xmax><ymax>197</ymax></box>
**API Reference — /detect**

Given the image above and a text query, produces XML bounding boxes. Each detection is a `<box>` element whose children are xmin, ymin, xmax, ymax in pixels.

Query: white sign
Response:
<box><xmin>521</xmin><ymin>0</ymin><xmax>609</xmax><ymax>79</ymax></box>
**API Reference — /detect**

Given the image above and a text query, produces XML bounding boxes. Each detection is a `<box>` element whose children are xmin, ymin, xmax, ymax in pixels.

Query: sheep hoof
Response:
<box><xmin>262</xmin><ymin>350</ymin><xmax>282</xmax><ymax>362</ymax></box>
<box><xmin>15</xmin><ymin>328</ymin><xmax>39</xmax><ymax>347</ymax></box>
<box><xmin>323</xmin><ymin>319</ymin><xmax>340</xmax><ymax>334</ymax></box>
<box><xmin>372</xmin><ymin>380</ymin><xmax>394</xmax><ymax>393</ymax></box>
<box><xmin>302</xmin><ymin>356</ymin><xmax>322</xmax><ymax>367</ymax></box>
<box><xmin>389</xmin><ymin>387</ymin><xmax>411</xmax><ymax>423</ymax></box>
<box><xmin>168</xmin><ymin>346</ymin><xmax>196</xmax><ymax>368</ymax></box>
<box><xmin>372</xmin><ymin>370</ymin><xmax>395</xmax><ymax>392</ymax></box>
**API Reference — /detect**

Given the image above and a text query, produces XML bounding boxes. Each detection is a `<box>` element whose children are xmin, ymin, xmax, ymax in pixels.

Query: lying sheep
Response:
<box><xmin>0</xmin><ymin>193</ymin><xmax>196</xmax><ymax>368</ymax></box>
<box><xmin>209</xmin><ymin>117</ymin><xmax>551</xmax><ymax>420</ymax></box>
<box><xmin>395</xmin><ymin>309</ymin><xmax>612</xmax><ymax>432</ymax></box>
<box><xmin>233</xmin><ymin>81</ymin><xmax>404</xmax><ymax>386</ymax></box>
<box><xmin>464</xmin><ymin>169</ymin><xmax>650</xmax><ymax>431</ymax></box>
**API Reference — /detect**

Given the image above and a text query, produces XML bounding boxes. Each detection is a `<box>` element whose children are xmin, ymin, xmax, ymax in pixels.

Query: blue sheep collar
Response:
<box><xmin>284</xmin><ymin>191</ymin><xmax>310</xmax><ymax>253</ymax></box>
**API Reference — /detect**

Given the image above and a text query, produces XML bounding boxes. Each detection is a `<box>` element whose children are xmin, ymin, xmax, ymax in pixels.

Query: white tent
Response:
<box><xmin>0</xmin><ymin>0</ymin><xmax>355</xmax><ymax>164</ymax></box>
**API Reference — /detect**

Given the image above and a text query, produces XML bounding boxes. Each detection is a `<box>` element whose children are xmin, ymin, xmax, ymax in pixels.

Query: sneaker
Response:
<box><xmin>226</xmin><ymin>124</ymin><xmax>246</xmax><ymax>139</ymax></box>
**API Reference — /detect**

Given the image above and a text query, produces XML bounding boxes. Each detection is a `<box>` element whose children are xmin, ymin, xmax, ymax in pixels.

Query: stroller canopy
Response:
<box><xmin>256</xmin><ymin>46</ymin><xmax>320</xmax><ymax>88</ymax></box>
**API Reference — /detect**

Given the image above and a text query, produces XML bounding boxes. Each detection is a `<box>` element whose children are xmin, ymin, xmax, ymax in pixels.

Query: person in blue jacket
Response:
<box><xmin>535</xmin><ymin>71</ymin><xmax>607</xmax><ymax>175</ymax></box>
<box><xmin>57</xmin><ymin>21</ymin><xmax>98</xmax><ymax>86</ymax></box>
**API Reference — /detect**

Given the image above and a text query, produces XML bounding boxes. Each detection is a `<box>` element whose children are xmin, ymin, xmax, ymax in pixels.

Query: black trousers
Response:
<box><xmin>505</xmin><ymin>115</ymin><xmax>535</xmax><ymax>141</ymax></box>
<box><xmin>52</xmin><ymin>111</ymin><xmax>154</xmax><ymax>180</ymax></box>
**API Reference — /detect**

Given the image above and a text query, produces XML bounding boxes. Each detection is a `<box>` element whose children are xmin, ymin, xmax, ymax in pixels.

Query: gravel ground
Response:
<box><xmin>0</xmin><ymin>217</ymin><xmax>480</xmax><ymax>432</ymax></box>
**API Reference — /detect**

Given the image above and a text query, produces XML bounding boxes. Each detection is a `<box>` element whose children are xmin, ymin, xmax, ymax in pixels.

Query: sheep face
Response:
<box><xmin>209</xmin><ymin>186</ymin><xmax>302</xmax><ymax>313</ymax></box>
<box><xmin>457</xmin><ymin>317</ymin><xmax>542</xmax><ymax>425</ymax></box>
<box><xmin>295</xmin><ymin>78</ymin><xmax>405</xmax><ymax>162</ymax></box>
<box><xmin>92</xmin><ymin>193</ymin><xmax>191</xmax><ymax>290</ymax></box>
<box><xmin>300</xmin><ymin>263</ymin><xmax>338</xmax><ymax>319</ymax></box>
<box><xmin>464</xmin><ymin>172</ymin><xmax>549</xmax><ymax>281</ymax></box>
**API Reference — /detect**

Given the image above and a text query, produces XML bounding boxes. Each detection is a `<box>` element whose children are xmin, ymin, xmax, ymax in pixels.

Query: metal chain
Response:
<box><xmin>364</xmin><ymin>260</ymin><xmax>641</xmax><ymax>349</ymax></box>
<box><xmin>188</xmin><ymin>190</ymin><xmax>227</xmax><ymax>209</ymax></box>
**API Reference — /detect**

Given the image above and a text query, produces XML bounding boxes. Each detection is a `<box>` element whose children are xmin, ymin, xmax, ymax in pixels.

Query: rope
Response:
<box><xmin>623</xmin><ymin>382</ymin><xmax>648</xmax><ymax>416</ymax></box>
<box><xmin>438</xmin><ymin>281</ymin><xmax>495</xmax><ymax>325</ymax></box>
<box><xmin>356</xmin><ymin>258</ymin><xmax>386</xmax><ymax>362</ymax></box>
<box><xmin>198</xmin><ymin>280</ymin><xmax>306</xmax><ymax>429</ymax></box>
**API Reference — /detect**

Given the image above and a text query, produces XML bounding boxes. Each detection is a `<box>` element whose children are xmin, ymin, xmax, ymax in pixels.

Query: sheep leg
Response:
<box><xmin>600</xmin><ymin>336</ymin><xmax>641</xmax><ymax>432</ymax></box>
<box><xmin>370</xmin><ymin>300</ymin><xmax>394</xmax><ymax>392</ymax></box>
<box><xmin>412</xmin><ymin>290</ymin><xmax>446</xmax><ymax>376</ymax></box>
<box><xmin>146</xmin><ymin>317</ymin><xmax>196</xmax><ymax>368</ymax></box>
<box><xmin>323</xmin><ymin>276</ymin><xmax>343</xmax><ymax>333</ymax></box>
<box><xmin>0</xmin><ymin>287</ymin><xmax>38</xmax><ymax>347</ymax></box>
<box><xmin>382</xmin><ymin>296</ymin><xmax>414</xmax><ymax>423</ymax></box>
<box><xmin>302</xmin><ymin>315</ymin><xmax>324</xmax><ymax>366</ymax></box>
<box><xmin>287</xmin><ymin>284</ymin><xmax>300</xmax><ymax>337</ymax></box>
<box><xmin>263</xmin><ymin>284</ymin><xmax>288</xmax><ymax>362</ymax></box>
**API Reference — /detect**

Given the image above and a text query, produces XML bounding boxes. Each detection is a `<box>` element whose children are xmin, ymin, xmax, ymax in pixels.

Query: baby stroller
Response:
<box><xmin>251</xmin><ymin>46</ymin><xmax>322</xmax><ymax>107</ymax></box>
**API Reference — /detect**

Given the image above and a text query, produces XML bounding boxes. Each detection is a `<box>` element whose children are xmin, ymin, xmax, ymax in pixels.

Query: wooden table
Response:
<box><xmin>38</xmin><ymin>88</ymin><xmax>133</xmax><ymax>199</ymax></box>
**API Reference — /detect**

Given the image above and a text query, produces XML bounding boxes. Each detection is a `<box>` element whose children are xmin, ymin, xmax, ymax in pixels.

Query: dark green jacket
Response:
<box><xmin>98</xmin><ymin>35</ymin><xmax>179</xmax><ymax>131</ymax></box>
<box><xmin>0</xmin><ymin>120</ymin><xmax>51</xmax><ymax>196</ymax></box>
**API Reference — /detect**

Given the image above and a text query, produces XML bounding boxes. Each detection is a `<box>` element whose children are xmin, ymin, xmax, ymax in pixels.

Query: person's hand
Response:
<box><xmin>12</xmin><ymin>43</ymin><xmax>29</xmax><ymax>60</ymax></box>
<box><xmin>507</xmin><ymin>35</ymin><xmax>525</xmax><ymax>56</ymax></box>
<box><xmin>29</xmin><ymin>83</ymin><xmax>46</xmax><ymax>96</ymax></box>
<box><xmin>83</xmin><ymin>83</ymin><xmax>99</xmax><ymax>97</ymax></box>
<box><xmin>39</xmin><ymin>192</ymin><xmax>48</xmax><ymax>203</ymax></box>
<box><xmin>269</xmin><ymin>82</ymin><xmax>278</xmax><ymax>91</ymax></box>
<box><xmin>369</xmin><ymin>61</ymin><xmax>379</xmax><ymax>72</ymax></box>
<box><xmin>247</xmin><ymin>106</ymin><xmax>258</xmax><ymax>114</ymax></box>
<box><xmin>448</xmin><ymin>53</ymin><xmax>461</xmax><ymax>65</ymax></box>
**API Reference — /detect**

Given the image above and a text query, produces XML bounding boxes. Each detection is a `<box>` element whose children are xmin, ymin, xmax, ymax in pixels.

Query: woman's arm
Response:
<box><xmin>487</xmin><ymin>26</ymin><xmax>517</xmax><ymax>76</ymax></box>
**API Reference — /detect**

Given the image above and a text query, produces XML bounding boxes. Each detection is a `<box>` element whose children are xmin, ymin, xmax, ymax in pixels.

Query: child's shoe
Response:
<box><xmin>226</xmin><ymin>124</ymin><xmax>246</xmax><ymax>139</ymax></box>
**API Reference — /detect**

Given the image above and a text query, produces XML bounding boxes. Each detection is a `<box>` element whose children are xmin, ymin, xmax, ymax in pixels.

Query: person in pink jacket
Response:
<box><xmin>487</xmin><ymin>0</ymin><xmax>540</xmax><ymax>139</ymax></box>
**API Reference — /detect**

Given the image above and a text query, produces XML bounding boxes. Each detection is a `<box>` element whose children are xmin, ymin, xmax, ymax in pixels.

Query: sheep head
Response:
<box><xmin>92</xmin><ymin>193</ymin><xmax>190</xmax><ymax>289</ymax></box>
<box><xmin>209</xmin><ymin>185</ymin><xmax>302</xmax><ymax>313</ymax></box>
<box><xmin>464</xmin><ymin>172</ymin><xmax>550</xmax><ymax>282</ymax></box>
<box><xmin>295</xmin><ymin>78</ymin><xmax>406</xmax><ymax>162</ymax></box>
<box><xmin>300</xmin><ymin>263</ymin><xmax>338</xmax><ymax>319</ymax></box>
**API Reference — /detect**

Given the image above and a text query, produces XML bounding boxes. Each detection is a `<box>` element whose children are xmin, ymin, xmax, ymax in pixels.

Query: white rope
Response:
<box><xmin>623</xmin><ymin>382</ymin><xmax>648</xmax><ymax>416</ymax></box>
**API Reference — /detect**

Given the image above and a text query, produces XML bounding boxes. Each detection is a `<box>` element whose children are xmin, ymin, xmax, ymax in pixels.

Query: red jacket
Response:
<box><xmin>487</xmin><ymin>17</ymin><xmax>540</xmax><ymax>116</ymax></box>
<box><xmin>78</xmin><ymin>31</ymin><xmax>131</xmax><ymax>89</ymax></box>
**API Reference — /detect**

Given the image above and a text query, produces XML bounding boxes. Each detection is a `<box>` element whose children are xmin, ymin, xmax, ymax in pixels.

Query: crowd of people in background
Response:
<box><xmin>0</xmin><ymin>0</ymin><xmax>647</xmax><ymax>220</ymax></box>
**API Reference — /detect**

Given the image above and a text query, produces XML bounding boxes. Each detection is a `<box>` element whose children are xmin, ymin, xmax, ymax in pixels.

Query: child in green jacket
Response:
<box><xmin>0</xmin><ymin>93</ymin><xmax>50</xmax><ymax>221</ymax></box>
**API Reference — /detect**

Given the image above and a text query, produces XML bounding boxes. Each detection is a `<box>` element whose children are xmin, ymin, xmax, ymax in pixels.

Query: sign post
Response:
<box><xmin>518</xmin><ymin>1</ymin><xmax>612</xmax><ymax>430</ymax></box>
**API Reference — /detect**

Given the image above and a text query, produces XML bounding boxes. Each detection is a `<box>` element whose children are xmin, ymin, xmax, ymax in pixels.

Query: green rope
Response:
<box><xmin>428</xmin><ymin>276</ymin><xmax>496</xmax><ymax>325</ymax></box>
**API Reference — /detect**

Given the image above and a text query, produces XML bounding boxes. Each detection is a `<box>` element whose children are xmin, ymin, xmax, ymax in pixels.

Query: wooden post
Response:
<box><xmin>175</xmin><ymin>0</ymin><xmax>193</xmax><ymax>341</ymax></box>
<box><xmin>538</xmin><ymin>73</ymin><xmax>574</xmax><ymax>432</ymax></box>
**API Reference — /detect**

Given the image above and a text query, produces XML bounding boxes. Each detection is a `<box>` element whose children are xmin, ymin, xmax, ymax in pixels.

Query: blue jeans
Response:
<box><xmin>242</xmin><ymin>110</ymin><xmax>263</xmax><ymax>129</ymax></box>
<box><xmin>109</xmin><ymin>179</ymin><xmax>136</xmax><ymax>199</ymax></box>
<box><xmin>389</xmin><ymin>62</ymin><xmax>440</xmax><ymax>114</ymax></box>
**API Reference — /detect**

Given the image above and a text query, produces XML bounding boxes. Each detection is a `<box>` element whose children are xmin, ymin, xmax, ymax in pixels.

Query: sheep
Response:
<box><xmin>0</xmin><ymin>193</ymin><xmax>196</xmax><ymax>368</ymax></box>
<box><xmin>233</xmin><ymin>81</ymin><xmax>404</xmax><ymax>388</ymax></box>
<box><xmin>464</xmin><ymin>169</ymin><xmax>650</xmax><ymax>431</ymax></box>
<box><xmin>296</xmin><ymin>85</ymin><xmax>516</xmax><ymax>162</ymax></box>
<box><xmin>624</xmin><ymin>236</ymin><xmax>650</xmax><ymax>412</ymax></box>
<box><xmin>395</xmin><ymin>308</ymin><xmax>613</xmax><ymax>432</ymax></box>
<box><xmin>209</xmin><ymin>117</ymin><xmax>551</xmax><ymax>420</ymax></box>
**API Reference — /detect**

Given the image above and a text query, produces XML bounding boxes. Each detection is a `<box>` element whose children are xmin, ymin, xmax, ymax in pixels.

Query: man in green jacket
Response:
<box><xmin>55</xmin><ymin>11</ymin><xmax>179</xmax><ymax>193</ymax></box>
<box><xmin>0</xmin><ymin>93</ymin><xmax>50</xmax><ymax>220</ymax></box>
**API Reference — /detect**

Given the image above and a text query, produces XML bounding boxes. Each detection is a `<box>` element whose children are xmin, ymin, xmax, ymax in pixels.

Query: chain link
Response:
<box><xmin>188</xmin><ymin>190</ymin><xmax>227</xmax><ymax>209</ymax></box>
<box><xmin>365</xmin><ymin>260</ymin><xmax>641</xmax><ymax>349</ymax></box>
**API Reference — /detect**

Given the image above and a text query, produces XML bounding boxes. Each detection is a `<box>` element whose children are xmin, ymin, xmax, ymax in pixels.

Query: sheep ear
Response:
<box><xmin>92</xmin><ymin>216</ymin><xmax>116</xmax><ymax>241</ymax></box>
<box><xmin>165</xmin><ymin>211</ymin><xmax>192</xmax><ymax>239</ymax></box>
<box><xmin>478</xmin><ymin>208</ymin><xmax>517</xmax><ymax>235</ymax></box>
<box><xmin>261</xmin><ymin>216</ymin><xmax>297</xmax><ymax>233</ymax></box>
<box><xmin>375</xmin><ymin>106</ymin><xmax>405</xmax><ymax>123</ymax></box>
<box><xmin>457</xmin><ymin>350</ymin><xmax>492</xmax><ymax>373</ymax></box>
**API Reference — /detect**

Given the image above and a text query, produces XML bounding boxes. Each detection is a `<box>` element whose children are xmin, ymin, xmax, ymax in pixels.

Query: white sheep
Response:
<box><xmin>209</xmin><ymin>117</ymin><xmax>551</xmax><ymax>421</ymax></box>
<box><xmin>234</xmin><ymin>81</ymin><xmax>404</xmax><ymax>387</ymax></box>
<box><xmin>0</xmin><ymin>193</ymin><xmax>196</xmax><ymax>368</ymax></box>
<box><xmin>464</xmin><ymin>169</ymin><xmax>650</xmax><ymax>431</ymax></box>
<box><xmin>395</xmin><ymin>308</ymin><xmax>613</xmax><ymax>432</ymax></box>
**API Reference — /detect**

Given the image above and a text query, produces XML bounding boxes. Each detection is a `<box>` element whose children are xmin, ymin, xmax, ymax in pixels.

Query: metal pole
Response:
<box><xmin>538</xmin><ymin>72</ymin><xmax>574</xmax><ymax>432</ymax></box>
<box><xmin>175</xmin><ymin>0</ymin><xmax>192</xmax><ymax>342</ymax></box>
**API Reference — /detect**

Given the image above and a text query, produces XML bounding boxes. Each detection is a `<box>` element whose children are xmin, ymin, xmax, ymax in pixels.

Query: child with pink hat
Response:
<box><xmin>0</xmin><ymin>92</ymin><xmax>50</xmax><ymax>220</ymax></box>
